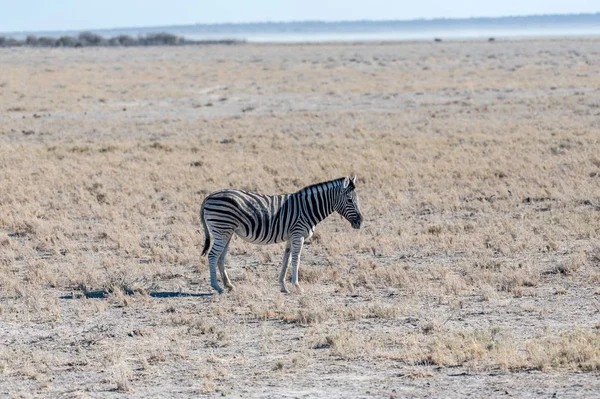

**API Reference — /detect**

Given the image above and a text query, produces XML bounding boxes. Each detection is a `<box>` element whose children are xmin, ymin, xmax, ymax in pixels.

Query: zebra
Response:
<box><xmin>200</xmin><ymin>176</ymin><xmax>363</xmax><ymax>294</ymax></box>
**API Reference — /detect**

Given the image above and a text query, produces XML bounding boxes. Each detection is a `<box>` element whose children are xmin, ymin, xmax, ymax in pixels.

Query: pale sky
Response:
<box><xmin>1</xmin><ymin>0</ymin><xmax>598</xmax><ymax>32</ymax></box>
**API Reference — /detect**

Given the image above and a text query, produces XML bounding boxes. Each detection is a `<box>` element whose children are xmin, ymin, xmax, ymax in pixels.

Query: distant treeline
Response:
<box><xmin>0</xmin><ymin>31</ymin><xmax>245</xmax><ymax>47</ymax></box>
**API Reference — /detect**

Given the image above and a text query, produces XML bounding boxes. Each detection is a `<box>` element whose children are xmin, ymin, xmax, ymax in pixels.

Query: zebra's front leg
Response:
<box><xmin>290</xmin><ymin>235</ymin><xmax>305</xmax><ymax>293</ymax></box>
<box><xmin>278</xmin><ymin>241</ymin><xmax>292</xmax><ymax>293</ymax></box>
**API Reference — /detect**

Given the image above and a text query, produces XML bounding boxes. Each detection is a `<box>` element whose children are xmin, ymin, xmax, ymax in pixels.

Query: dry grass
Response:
<box><xmin>1</xmin><ymin>39</ymin><xmax>600</xmax><ymax>397</ymax></box>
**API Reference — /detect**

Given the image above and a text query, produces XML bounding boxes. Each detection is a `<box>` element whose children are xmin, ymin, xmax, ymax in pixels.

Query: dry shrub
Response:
<box><xmin>479</xmin><ymin>283</ymin><xmax>500</xmax><ymax>301</ymax></box>
<box><xmin>433</xmin><ymin>265</ymin><xmax>468</xmax><ymax>295</ymax></box>
<box><xmin>311</xmin><ymin>329</ymin><xmax>379</xmax><ymax>359</ymax></box>
<box><xmin>421</xmin><ymin>321</ymin><xmax>442</xmax><ymax>335</ymax></box>
<box><xmin>363</xmin><ymin>302</ymin><xmax>402</xmax><ymax>319</ymax></box>
<box><xmin>551</xmin><ymin>250</ymin><xmax>589</xmax><ymax>276</ymax></box>
<box><xmin>229</xmin><ymin>279</ymin><xmax>270</xmax><ymax>304</ymax></box>
<box><xmin>92</xmin><ymin>257</ymin><xmax>157</xmax><ymax>295</ymax></box>
<box><xmin>107</xmin><ymin>287</ymin><xmax>134</xmax><ymax>307</ymax></box>
<box><xmin>497</xmin><ymin>264</ymin><xmax>539</xmax><ymax>295</ymax></box>
<box><xmin>422</xmin><ymin>330</ymin><xmax>525</xmax><ymax>370</ymax></box>
<box><xmin>284</xmin><ymin>295</ymin><xmax>329</xmax><ymax>325</ymax></box>
<box><xmin>405</xmin><ymin>328</ymin><xmax>600</xmax><ymax>371</ymax></box>
<box><xmin>343</xmin><ymin>301</ymin><xmax>403</xmax><ymax>320</ymax></box>
<box><xmin>0</xmin><ymin>348</ymin><xmax>55</xmax><ymax>382</ymax></box>
<box><xmin>203</xmin><ymin>365</ymin><xmax>229</xmax><ymax>393</ymax></box>
<box><xmin>291</xmin><ymin>307</ymin><xmax>328</xmax><ymax>325</ymax></box>
<box><xmin>101</xmin><ymin>345</ymin><xmax>126</xmax><ymax>369</ymax></box>
<box><xmin>145</xmin><ymin>348</ymin><xmax>167</xmax><ymax>365</ymax></box>
<box><xmin>0</xmin><ymin>271</ymin><xmax>21</xmax><ymax>298</ymax></box>
<box><xmin>0</xmin><ymin>279</ymin><xmax>61</xmax><ymax>321</ymax></box>
<box><xmin>248</xmin><ymin>295</ymin><xmax>286</xmax><ymax>321</ymax></box>
<box><xmin>465</xmin><ymin>259</ymin><xmax>540</xmax><ymax>297</ymax></box>
<box><xmin>526</xmin><ymin>329</ymin><xmax>600</xmax><ymax>371</ymax></box>
<box><xmin>24</xmin><ymin>261</ymin><xmax>58</xmax><ymax>287</ymax></box>
<box><xmin>297</xmin><ymin>265</ymin><xmax>326</xmax><ymax>284</ymax></box>
<box><xmin>272</xmin><ymin>360</ymin><xmax>285</xmax><ymax>371</ymax></box>
<box><xmin>111</xmin><ymin>363</ymin><xmax>133</xmax><ymax>392</ymax></box>
<box><xmin>247</xmin><ymin>293</ymin><xmax>330</xmax><ymax>325</ymax></box>
<box><xmin>259</xmin><ymin>249</ymin><xmax>275</xmax><ymax>264</ymax></box>
<box><xmin>348</xmin><ymin>259</ymin><xmax>416</xmax><ymax>291</ymax></box>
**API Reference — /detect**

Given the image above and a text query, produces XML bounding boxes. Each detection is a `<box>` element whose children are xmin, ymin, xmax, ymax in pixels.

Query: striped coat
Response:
<box><xmin>200</xmin><ymin>176</ymin><xmax>363</xmax><ymax>293</ymax></box>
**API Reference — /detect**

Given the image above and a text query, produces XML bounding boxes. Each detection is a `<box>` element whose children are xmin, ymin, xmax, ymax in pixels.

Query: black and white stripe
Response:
<box><xmin>200</xmin><ymin>176</ymin><xmax>363</xmax><ymax>293</ymax></box>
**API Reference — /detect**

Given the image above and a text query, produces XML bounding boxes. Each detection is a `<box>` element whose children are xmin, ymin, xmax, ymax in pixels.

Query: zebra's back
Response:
<box><xmin>203</xmin><ymin>189</ymin><xmax>292</xmax><ymax>244</ymax></box>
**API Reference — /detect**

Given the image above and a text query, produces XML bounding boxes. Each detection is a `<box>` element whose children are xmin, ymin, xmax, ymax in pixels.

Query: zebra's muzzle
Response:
<box><xmin>351</xmin><ymin>217</ymin><xmax>363</xmax><ymax>229</ymax></box>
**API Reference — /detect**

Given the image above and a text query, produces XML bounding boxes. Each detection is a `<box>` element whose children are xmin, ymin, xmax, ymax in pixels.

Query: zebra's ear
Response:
<box><xmin>350</xmin><ymin>175</ymin><xmax>356</xmax><ymax>184</ymax></box>
<box><xmin>343</xmin><ymin>176</ymin><xmax>356</xmax><ymax>191</ymax></box>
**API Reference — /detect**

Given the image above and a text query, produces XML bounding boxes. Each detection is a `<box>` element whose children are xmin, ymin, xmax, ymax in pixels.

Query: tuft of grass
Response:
<box><xmin>551</xmin><ymin>250</ymin><xmax>589</xmax><ymax>276</ymax></box>
<box><xmin>310</xmin><ymin>330</ymin><xmax>378</xmax><ymax>359</ymax></box>
<box><xmin>526</xmin><ymin>329</ymin><xmax>600</xmax><ymax>371</ymax></box>
<box><xmin>112</xmin><ymin>364</ymin><xmax>132</xmax><ymax>392</ymax></box>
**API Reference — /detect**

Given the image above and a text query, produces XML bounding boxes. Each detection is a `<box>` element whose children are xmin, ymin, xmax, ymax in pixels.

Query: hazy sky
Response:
<box><xmin>1</xmin><ymin>0</ymin><xmax>598</xmax><ymax>32</ymax></box>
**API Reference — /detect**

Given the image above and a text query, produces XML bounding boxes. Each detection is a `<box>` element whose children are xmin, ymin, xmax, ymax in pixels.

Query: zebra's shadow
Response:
<box><xmin>59</xmin><ymin>290</ymin><xmax>213</xmax><ymax>299</ymax></box>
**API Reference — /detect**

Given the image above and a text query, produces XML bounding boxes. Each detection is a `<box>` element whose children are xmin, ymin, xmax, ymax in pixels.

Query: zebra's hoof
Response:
<box><xmin>212</xmin><ymin>285</ymin><xmax>224</xmax><ymax>294</ymax></box>
<box><xmin>292</xmin><ymin>283</ymin><xmax>304</xmax><ymax>294</ymax></box>
<box><xmin>225</xmin><ymin>284</ymin><xmax>236</xmax><ymax>292</ymax></box>
<box><xmin>280</xmin><ymin>285</ymin><xmax>290</xmax><ymax>294</ymax></box>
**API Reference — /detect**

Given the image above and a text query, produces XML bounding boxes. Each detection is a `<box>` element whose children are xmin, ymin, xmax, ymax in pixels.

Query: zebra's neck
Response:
<box><xmin>295</xmin><ymin>178</ymin><xmax>344</xmax><ymax>227</ymax></box>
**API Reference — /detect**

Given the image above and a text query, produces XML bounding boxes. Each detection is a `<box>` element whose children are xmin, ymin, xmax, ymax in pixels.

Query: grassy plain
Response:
<box><xmin>1</xmin><ymin>39</ymin><xmax>600</xmax><ymax>397</ymax></box>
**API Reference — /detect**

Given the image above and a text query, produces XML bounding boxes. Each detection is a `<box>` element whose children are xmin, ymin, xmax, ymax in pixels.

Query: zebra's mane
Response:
<box><xmin>296</xmin><ymin>177</ymin><xmax>346</xmax><ymax>195</ymax></box>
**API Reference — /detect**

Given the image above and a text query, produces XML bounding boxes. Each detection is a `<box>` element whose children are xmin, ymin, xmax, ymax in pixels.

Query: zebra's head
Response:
<box><xmin>336</xmin><ymin>175</ymin><xmax>363</xmax><ymax>229</ymax></box>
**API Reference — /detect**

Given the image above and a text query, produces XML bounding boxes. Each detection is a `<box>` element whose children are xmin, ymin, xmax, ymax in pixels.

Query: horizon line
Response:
<box><xmin>3</xmin><ymin>11</ymin><xmax>600</xmax><ymax>36</ymax></box>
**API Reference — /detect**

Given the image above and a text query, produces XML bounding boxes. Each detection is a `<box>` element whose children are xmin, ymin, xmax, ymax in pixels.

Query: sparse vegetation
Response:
<box><xmin>0</xmin><ymin>39</ymin><xmax>599</xmax><ymax>397</ymax></box>
<box><xmin>0</xmin><ymin>31</ymin><xmax>244</xmax><ymax>47</ymax></box>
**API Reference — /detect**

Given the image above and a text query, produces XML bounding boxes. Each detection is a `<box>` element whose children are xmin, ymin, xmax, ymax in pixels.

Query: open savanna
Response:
<box><xmin>1</xmin><ymin>39</ymin><xmax>600</xmax><ymax>397</ymax></box>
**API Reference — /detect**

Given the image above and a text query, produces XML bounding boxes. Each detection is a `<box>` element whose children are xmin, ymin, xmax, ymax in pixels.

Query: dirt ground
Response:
<box><xmin>1</xmin><ymin>39</ymin><xmax>600</xmax><ymax>398</ymax></box>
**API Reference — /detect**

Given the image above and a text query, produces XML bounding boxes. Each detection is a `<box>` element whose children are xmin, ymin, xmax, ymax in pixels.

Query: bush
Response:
<box><xmin>117</xmin><ymin>35</ymin><xmax>137</xmax><ymax>46</ymax></box>
<box><xmin>78</xmin><ymin>31</ymin><xmax>105</xmax><ymax>46</ymax></box>
<box><xmin>57</xmin><ymin>35</ymin><xmax>80</xmax><ymax>47</ymax></box>
<box><xmin>26</xmin><ymin>36</ymin><xmax>38</xmax><ymax>46</ymax></box>
<box><xmin>3</xmin><ymin>38</ymin><xmax>22</xmax><ymax>47</ymax></box>
<box><xmin>37</xmin><ymin>37</ymin><xmax>58</xmax><ymax>47</ymax></box>
<box><xmin>143</xmin><ymin>32</ymin><xmax>180</xmax><ymax>46</ymax></box>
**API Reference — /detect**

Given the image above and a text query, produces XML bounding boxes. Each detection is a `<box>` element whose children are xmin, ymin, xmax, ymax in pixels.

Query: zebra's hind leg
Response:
<box><xmin>207</xmin><ymin>252</ymin><xmax>223</xmax><ymax>294</ymax></box>
<box><xmin>278</xmin><ymin>241</ymin><xmax>292</xmax><ymax>293</ymax></box>
<box><xmin>207</xmin><ymin>232</ymin><xmax>232</xmax><ymax>294</ymax></box>
<box><xmin>218</xmin><ymin>238</ymin><xmax>235</xmax><ymax>291</ymax></box>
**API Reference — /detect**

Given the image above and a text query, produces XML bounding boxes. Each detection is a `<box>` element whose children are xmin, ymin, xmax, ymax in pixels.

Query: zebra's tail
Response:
<box><xmin>200</xmin><ymin>199</ymin><xmax>212</xmax><ymax>256</ymax></box>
